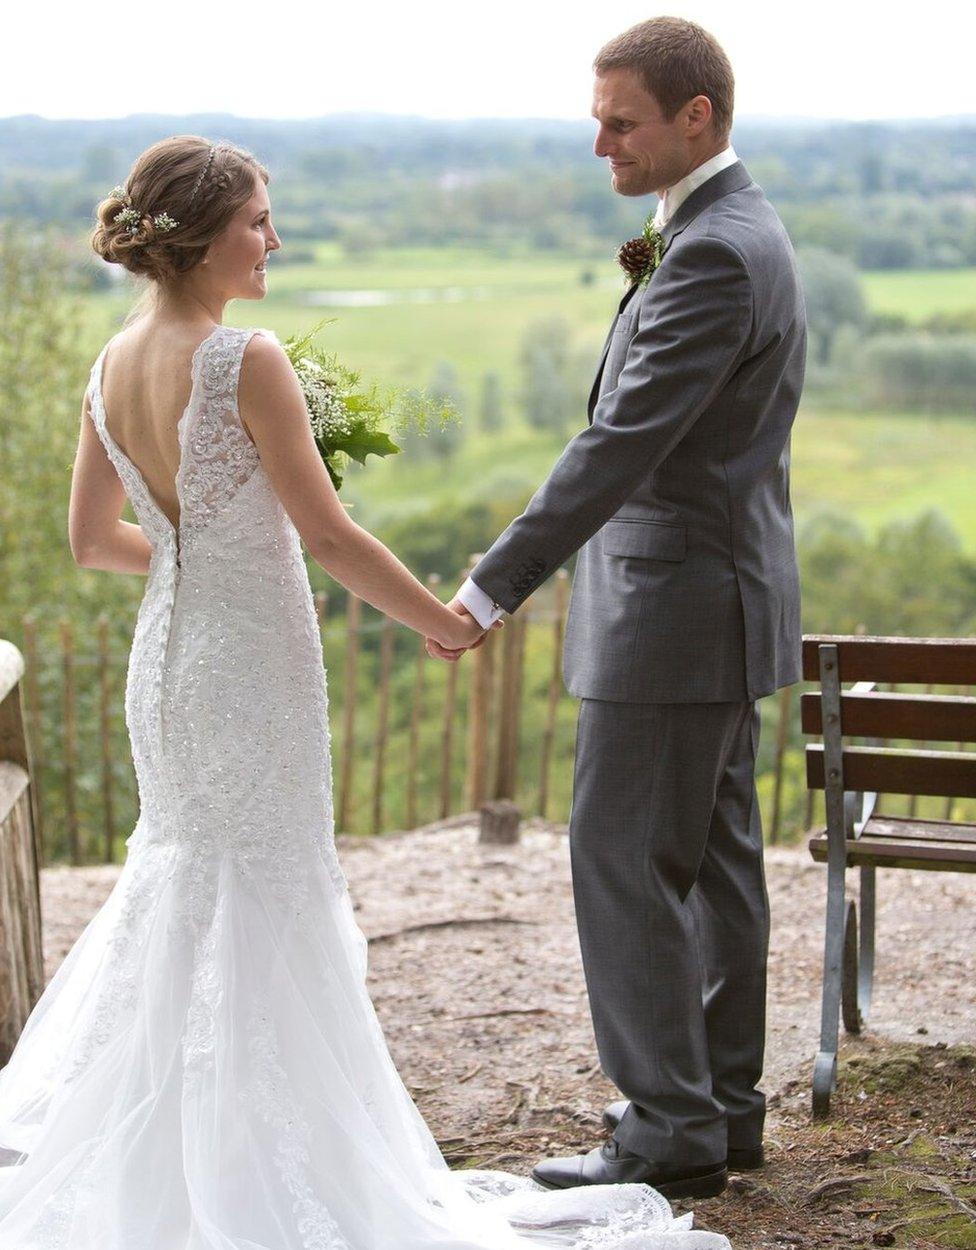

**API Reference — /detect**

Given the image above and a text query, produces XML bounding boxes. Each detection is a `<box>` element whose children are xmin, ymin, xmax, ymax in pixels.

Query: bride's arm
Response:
<box><xmin>238</xmin><ymin>335</ymin><xmax>493</xmax><ymax>652</ymax></box>
<box><xmin>68</xmin><ymin>391</ymin><xmax>154</xmax><ymax>574</ymax></box>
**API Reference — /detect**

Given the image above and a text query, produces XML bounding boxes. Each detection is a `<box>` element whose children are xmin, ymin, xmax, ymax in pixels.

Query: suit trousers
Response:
<box><xmin>568</xmin><ymin>698</ymin><xmax>769</xmax><ymax>1166</ymax></box>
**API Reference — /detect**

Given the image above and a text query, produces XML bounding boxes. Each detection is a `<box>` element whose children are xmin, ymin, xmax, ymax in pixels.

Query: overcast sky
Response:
<box><xmin>8</xmin><ymin>1</ymin><xmax>974</xmax><ymax>122</ymax></box>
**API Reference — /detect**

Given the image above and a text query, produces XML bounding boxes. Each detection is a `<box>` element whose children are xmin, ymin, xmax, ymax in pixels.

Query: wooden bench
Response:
<box><xmin>801</xmin><ymin>635</ymin><xmax>976</xmax><ymax>1117</ymax></box>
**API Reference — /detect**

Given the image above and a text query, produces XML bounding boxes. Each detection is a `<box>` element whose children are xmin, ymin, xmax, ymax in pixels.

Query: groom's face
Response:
<box><xmin>592</xmin><ymin>68</ymin><xmax>690</xmax><ymax>197</ymax></box>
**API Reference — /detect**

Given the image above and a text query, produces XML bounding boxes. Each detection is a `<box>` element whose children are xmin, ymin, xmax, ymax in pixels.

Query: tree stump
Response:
<box><xmin>479</xmin><ymin>799</ymin><xmax>521</xmax><ymax>846</ymax></box>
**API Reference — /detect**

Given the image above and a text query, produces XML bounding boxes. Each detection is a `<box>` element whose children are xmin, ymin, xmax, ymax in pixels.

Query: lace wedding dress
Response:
<box><xmin>0</xmin><ymin>324</ymin><xmax>730</xmax><ymax>1249</ymax></box>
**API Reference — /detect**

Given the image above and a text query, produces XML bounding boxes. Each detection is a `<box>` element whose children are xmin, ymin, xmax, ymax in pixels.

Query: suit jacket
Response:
<box><xmin>470</xmin><ymin>160</ymin><xmax>807</xmax><ymax>703</ymax></box>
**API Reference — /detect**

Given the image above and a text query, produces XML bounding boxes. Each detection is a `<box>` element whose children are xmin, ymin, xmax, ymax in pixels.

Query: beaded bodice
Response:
<box><xmin>86</xmin><ymin>324</ymin><xmax>345</xmax><ymax>913</ymax></box>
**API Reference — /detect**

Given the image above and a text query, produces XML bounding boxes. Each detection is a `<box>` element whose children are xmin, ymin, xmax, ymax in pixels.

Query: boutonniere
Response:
<box><xmin>616</xmin><ymin>212</ymin><xmax>664</xmax><ymax>287</ymax></box>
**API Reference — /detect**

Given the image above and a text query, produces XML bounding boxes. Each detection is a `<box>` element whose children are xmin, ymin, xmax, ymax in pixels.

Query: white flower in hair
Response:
<box><xmin>113</xmin><ymin>206</ymin><xmax>142</xmax><ymax>233</ymax></box>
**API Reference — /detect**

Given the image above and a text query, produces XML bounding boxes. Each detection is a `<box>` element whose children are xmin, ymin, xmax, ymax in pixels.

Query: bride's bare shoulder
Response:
<box><xmin>238</xmin><ymin>331</ymin><xmax>306</xmax><ymax>430</ymax></box>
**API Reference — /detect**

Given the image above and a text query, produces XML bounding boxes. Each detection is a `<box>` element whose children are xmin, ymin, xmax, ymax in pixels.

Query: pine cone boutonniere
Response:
<box><xmin>617</xmin><ymin>215</ymin><xmax>664</xmax><ymax>287</ymax></box>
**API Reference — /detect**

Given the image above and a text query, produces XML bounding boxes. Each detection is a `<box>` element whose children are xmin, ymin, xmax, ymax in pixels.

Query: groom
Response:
<box><xmin>428</xmin><ymin>17</ymin><xmax>805</xmax><ymax>1200</ymax></box>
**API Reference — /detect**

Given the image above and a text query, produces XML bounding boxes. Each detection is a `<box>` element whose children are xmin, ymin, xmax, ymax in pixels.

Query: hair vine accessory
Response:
<box><xmin>109</xmin><ymin>184</ymin><xmax>179</xmax><ymax>235</ymax></box>
<box><xmin>187</xmin><ymin>145</ymin><xmax>217</xmax><ymax>206</ymax></box>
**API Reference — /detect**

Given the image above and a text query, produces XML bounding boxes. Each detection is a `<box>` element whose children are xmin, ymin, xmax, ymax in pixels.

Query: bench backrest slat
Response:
<box><xmin>806</xmin><ymin>744</ymin><xmax>976</xmax><ymax>798</ymax></box>
<box><xmin>802</xmin><ymin>636</ymin><xmax>976</xmax><ymax>684</ymax></box>
<box><xmin>800</xmin><ymin>691</ymin><xmax>976</xmax><ymax>743</ymax></box>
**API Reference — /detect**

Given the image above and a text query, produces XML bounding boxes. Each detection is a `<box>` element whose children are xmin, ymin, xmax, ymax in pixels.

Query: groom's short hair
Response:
<box><xmin>594</xmin><ymin>17</ymin><xmax>734</xmax><ymax>139</ymax></box>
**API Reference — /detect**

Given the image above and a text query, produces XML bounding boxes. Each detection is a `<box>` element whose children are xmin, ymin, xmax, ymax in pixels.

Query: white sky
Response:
<box><xmin>8</xmin><ymin>0</ymin><xmax>975</xmax><ymax>122</ymax></box>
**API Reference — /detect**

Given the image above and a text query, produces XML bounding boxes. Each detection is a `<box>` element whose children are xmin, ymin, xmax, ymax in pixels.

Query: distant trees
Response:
<box><xmin>4</xmin><ymin>116</ymin><xmax>976</xmax><ymax>268</ymax></box>
<box><xmin>516</xmin><ymin>317</ymin><xmax>592</xmax><ymax>435</ymax></box>
<box><xmin>797</xmin><ymin>247</ymin><xmax>868</xmax><ymax>367</ymax></box>
<box><xmin>799</xmin><ymin>511</ymin><xmax>976</xmax><ymax>637</ymax></box>
<box><xmin>478</xmin><ymin>372</ymin><xmax>504</xmax><ymax>433</ymax></box>
<box><xmin>861</xmin><ymin>335</ymin><xmax>976</xmax><ymax>412</ymax></box>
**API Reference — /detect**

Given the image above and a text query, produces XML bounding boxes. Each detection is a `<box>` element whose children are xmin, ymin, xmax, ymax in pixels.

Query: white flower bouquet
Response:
<box><xmin>282</xmin><ymin>320</ymin><xmax>457</xmax><ymax>491</ymax></box>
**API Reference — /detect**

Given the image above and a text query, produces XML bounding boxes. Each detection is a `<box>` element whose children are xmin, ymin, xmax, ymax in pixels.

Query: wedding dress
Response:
<box><xmin>0</xmin><ymin>323</ymin><xmax>730</xmax><ymax>1249</ymax></box>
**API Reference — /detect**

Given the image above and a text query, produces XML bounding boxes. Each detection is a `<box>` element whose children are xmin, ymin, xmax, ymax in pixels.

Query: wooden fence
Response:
<box><xmin>11</xmin><ymin>565</ymin><xmax>805</xmax><ymax>866</ymax></box>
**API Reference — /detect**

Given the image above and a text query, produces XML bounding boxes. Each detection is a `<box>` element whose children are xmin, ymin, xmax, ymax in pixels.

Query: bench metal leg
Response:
<box><xmin>812</xmin><ymin>643</ymin><xmax>846</xmax><ymax>1119</ymax></box>
<box><xmin>857</xmin><ymin>865</ymin><xmax>876</xmax><ymax>1025</ymax></box>
<box><xmin>813</xmin><ymin>835</ymin><xmax>846</xmax><ymax>1118</ymax></box>
<box><xmin>841</xmin><ymin>868</ymin><xmax>877</xmax><ymax>1036</ymax></box>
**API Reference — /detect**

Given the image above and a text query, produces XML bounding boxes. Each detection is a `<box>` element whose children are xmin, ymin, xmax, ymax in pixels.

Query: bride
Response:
<box><xmin>0</xmin><ymin>135</ymin><xmax>730</xmax><ymax>1249</ymax></box>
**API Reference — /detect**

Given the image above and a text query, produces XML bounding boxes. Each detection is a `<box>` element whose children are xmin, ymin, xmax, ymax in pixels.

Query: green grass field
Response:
<box><xmin>79</xmin><ymin>250</ymin><xmax>976</xmax><ymax>549</ymax></box>
<box><xmin>862</xmin><ymin>268</ymin><xmax>976</xmax><ymax>322</ymax></box>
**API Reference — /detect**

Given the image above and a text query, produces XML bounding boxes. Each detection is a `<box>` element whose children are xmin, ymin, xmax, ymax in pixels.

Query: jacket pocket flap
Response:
<box><xmin>601</xmin><ymin>519</ymin><xmax>686</xmax><ymax>561</ymax></box>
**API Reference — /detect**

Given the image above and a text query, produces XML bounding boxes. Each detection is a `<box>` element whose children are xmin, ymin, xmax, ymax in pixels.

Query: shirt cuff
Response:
<box><xmin>456</xmin><ymin>578</ymin><xmax>505</xmax><ymax>630</ymax></box>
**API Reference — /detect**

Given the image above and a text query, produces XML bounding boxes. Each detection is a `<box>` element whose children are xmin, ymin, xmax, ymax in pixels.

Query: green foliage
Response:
<box><xmin>478</xmin><ymin>371</ymin><xmax>505</xmax><ymax>434</ymax></box>
<box><xmin>797</xmin><ymin>246</ymin><xmax>868</xmax><ymax>367</ymax></box>
<box><xmin>861</xmin><ymin>334</ymin><xmax>976</xmax><ymax>412</ymax></box>
<box><xmin>6</xmin><ymin>116</ymin><xmax>976</xmax><ymax>268</ymax></box>
<box><xmin>0</xmin><ymin>224</ymin><xmax>138</xmax><ymax>633</ymax></box>
<box><xmin>281</xmin><ymin>319</ymin><xmax>457</xmax><ymax>488</ymax></box>
<box><xmin>396</xmin><ymin>363</ymin><xmax>466</xmax><ymax>462</ymax></box>
<box><xmin>798</xmin><ymin>510</ymin><xmax>976</xmax><ymax>636</ymax></box>
<box><xmin>517</xmin><ymin>316</ymin><xmax>589</xmax><ymax>435</ymax></box>
<box><xmin>374</xmin><ymin>498</ymin><xmax>498</xmax><ymax>578</ymax></box>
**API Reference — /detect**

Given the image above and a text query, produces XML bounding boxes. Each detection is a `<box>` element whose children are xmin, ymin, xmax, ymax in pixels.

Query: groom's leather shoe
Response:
<box><xmin>601</xmin><ymin>1099</ymin><xmax>765</xmax><ymax>1172</ymax></box>
<box><xmin>531</xmin><ymin>1138</ymin><xmax>727</xmax><ymax>1200</ymax></box>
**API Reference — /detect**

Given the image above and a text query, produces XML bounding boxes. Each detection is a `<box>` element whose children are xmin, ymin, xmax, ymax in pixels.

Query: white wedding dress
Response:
<box><xmin>0</xmin><ymin>324</ymin><xmax>730</xmax><ymax>1249</ymax></box>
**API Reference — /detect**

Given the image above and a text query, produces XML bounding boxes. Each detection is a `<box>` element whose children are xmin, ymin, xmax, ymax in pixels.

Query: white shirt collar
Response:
<box><xmin>652</xmin><ymin>145</ymin><xmax>739</xmax><ymax>230</ymax></box>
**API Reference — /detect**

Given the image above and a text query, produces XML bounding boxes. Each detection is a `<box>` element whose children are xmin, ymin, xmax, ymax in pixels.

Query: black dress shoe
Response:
<box><xmin>531</xmin><ymin>1138</ymin><xmax>728</xmax><ymax>1200</ymax></box>
<box><xmin>601</xmin><ymin>1099</ymin><xmax>765</xmax><ymax>1172</ymax></box>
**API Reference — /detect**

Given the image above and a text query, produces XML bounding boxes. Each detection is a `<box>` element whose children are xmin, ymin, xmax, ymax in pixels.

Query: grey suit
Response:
<box><xmin>470</xmin><ymin>161</ymin><xmax>806</xmax><ymax>1165</ymax></box>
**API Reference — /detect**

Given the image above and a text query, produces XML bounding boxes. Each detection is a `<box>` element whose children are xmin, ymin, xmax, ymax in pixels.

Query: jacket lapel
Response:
<box><xmin>586</xmin><ymin>161</ymin><xmax>755</xmax><ymax>424</ymax></box>
<box><xmin>587</xmin><ymin>280</ymin><xmax>641</xmax><ymax>420</ymax></box>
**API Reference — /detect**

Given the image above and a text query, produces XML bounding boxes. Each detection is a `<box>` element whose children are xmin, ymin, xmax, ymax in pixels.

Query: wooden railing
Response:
<box><xmin>0</xmin><ymin>640</ymin><xmax>44</xmax><ymax>1066</ymax></box>
<box><xmin>11</xmin><ymin>563</ymin><xmax>805</xmax><ymax>864</ymax></box>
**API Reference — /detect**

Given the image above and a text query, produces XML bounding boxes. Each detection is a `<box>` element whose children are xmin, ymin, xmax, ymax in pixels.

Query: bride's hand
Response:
<box><xmin>428</xmin><ymin>601</ymin><xmax>502</xmax><ymax>659</ymax></box>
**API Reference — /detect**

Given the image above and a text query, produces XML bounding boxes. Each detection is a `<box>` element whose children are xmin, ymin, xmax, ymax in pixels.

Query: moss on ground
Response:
<box><xmin>688</xmin><ymin>1037</ymin><xmax>976</xmax><ymax>1248</ymax></box>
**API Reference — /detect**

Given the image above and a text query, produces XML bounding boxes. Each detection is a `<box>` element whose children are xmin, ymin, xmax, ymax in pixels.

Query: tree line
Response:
<box><xmin>3</xmin><ymin>114</ymin><xmax>976</xmax><ymax>269</ymax></box>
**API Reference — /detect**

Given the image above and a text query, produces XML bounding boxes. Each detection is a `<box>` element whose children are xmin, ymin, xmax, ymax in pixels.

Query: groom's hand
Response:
<box><xmin>426</xmin><ymin>599</ymin><xmax>498</xmax><ymax>661</ymax></box>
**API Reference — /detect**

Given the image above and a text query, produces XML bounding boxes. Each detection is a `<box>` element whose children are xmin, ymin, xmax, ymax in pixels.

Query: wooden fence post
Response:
<box><xmin>59</xmin><ymin>619</ymin><xmax>80</xmax><ymax>865</ymax></box>
<box><xmin>371</xmin><ymin>615</ymin><xmax>396</xmax><ymax>836</ymax></box>
<box><xmin>493</xmin><ymin>605</ymin><xmax>527</xmax><ymax>801</ymax></box>
<box><xmin>440</xmin><ymin>639</ymin><xmax>459</xmax><ymax>820</ymax></box>
<box><xmin>20</xmin><ymin>615</ymin><xmax>44</xmax><ymax>865</ymax></box>
<box><xmin>338</xmin><ymin>594</ymin><xmax>361</xmax><ymax>834</ymax></box>
<box><xmin>465</xmin><ymin>616</ymin><xmax>496</xmax><ymax>811</ymax></box>
<box><xmin>406</xmin><ymin>574</ymin><xmax>439</xmax><ymax>829</ymax></box>
<box><xmin>538</xmin><ymin>569</ymin><xmax>568</xmax><ymax>818</ymax></box>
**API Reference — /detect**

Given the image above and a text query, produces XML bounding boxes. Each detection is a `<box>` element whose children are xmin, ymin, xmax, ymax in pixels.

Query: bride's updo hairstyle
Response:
<box><xmin>91</xmin><ymin>135</ymin><xmax>269</xmax><ymax>284</ymax></box>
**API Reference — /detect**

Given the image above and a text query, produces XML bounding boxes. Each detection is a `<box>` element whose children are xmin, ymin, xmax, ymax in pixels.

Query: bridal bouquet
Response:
<box><xmin>282</xmin><ymin>321</ymin><xmax>456</xmax><ymax>491</ymax></box>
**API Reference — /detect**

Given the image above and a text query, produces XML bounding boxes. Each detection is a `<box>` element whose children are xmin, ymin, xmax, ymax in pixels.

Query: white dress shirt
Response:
<box><xmin>456</xmin><ymin>144</ymin><xmax>739</xmax><ymax>632</ymax></box>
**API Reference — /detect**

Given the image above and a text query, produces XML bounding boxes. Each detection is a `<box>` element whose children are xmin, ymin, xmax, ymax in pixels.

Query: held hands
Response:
<box><xmin>426</xmin><ymin>598</ymin><xmax>503</xmax><ymax>662</ymax></box>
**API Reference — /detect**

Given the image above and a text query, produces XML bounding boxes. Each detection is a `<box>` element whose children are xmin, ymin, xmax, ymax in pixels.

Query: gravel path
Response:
<box><xmin>38</xmin><ymin>818</ymin><xmax>974</xmax><ymax>1134</ymax></box>
<box><xmin>33</xmin><ymin>818</ymin><xmax>976</xmax><ymax>1246</ymax></box>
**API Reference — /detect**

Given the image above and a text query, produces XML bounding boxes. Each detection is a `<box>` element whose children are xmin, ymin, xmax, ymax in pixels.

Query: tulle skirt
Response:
<box><xmin>0</xmin><ymin>819</ymin><xmax>729</xmax><ymax>1249</ymax></box>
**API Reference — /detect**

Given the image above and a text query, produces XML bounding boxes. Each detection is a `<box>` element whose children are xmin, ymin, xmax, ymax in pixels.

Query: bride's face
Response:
<box><xmin>202</xmin><ymin>175</ymin><xmax>281</xmax><ymax>300</ymax></box>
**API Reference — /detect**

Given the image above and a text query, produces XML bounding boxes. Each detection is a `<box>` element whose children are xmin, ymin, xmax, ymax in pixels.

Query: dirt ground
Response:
<box><xmin>38</xmin><ymin>817</ymin><xmax>976</xmax><ymax>1249</ymax></box>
